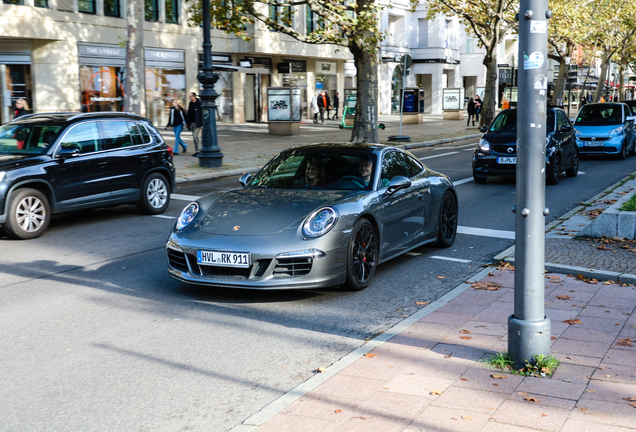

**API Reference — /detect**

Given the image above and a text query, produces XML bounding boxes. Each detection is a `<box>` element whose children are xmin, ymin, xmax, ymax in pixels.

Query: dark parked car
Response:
<box><xmin>0</xmin><ymin>112</ymin><xmax>175</xmax><ymax>239</ymax></box>
<box><xmin>472</xmin><ymin>107</ymin><xmax>579</xmax><ymax>185</ymax></box>
<box><xmin>167</xmin><ymin>143</ymin><xmax>458</xmax><ymax>291</ymax></box>
<box><xmin>572</xmin><ymin>103</ymin><xmax>635</xmax><ymax>159</ymax></box>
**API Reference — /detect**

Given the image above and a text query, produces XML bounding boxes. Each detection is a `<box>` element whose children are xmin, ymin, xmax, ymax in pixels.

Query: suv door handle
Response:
<box><xmin>140</xmin><ymin>156</ymin><xmax>149</xmax><ymax>161</ymax></box>
<box><xmin>98</xmin><ymin>161</ymin><xmax>108</xmax><ymax>168</ymax></box>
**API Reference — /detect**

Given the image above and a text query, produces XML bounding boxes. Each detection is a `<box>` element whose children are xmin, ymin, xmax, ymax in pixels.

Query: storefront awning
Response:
<box><xmin>212</xmin><ymin>64</ymin><xmax>270</xmax><ymax>74</ymax></box>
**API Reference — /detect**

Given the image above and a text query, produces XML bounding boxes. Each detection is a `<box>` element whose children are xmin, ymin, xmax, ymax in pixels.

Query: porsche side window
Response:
<box><xmin>405</xmin><ymin>155</ymin><xmax>423</xmax><ymax>178</ymax></box>
<box><xmin>60</xmin><ymin>122</ymin><xmax>100</xmax><ymax>154</ymax></box>
<box><xmin>381</xmin><ymin>152</ymin><xmax>408</xmax><ymax>184</ymax></box>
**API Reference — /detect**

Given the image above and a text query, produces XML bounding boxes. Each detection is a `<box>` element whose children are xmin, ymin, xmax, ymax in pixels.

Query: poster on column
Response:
<box><xmin>268</xmin><ymin>90</ymin><xmax>291</xmax><ymax>121</ymax></box>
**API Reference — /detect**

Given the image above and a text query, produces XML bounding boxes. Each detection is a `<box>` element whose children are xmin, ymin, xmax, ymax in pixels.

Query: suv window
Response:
<box><xmin>143</xmin><ymin>121</ymin><xmax>163</xmax><ymax>143</ymax></box>
<box><xmin>129</xmin><ymin>122</ymin><xmax>151</xmax><ymax>145</ymax></box>
<box><xmin>60</xmin><ymin>122</ymin><xmax>100</xmax><ymax>154</ymax></box>
<box><xmin>101</xmin><ymin>121</ymin><xmax>133</xmax><ymax>150</ymax></box>
<box><xmin>381</xmin><ymin>151</ymin><xmax>409</xmax><ymax>184</ymax></box>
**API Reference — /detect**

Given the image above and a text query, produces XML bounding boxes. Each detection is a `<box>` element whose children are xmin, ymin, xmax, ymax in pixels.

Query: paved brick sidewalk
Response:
<box><xmin>235</xmin><ymin>266</ymin><xmax>636</xmax><ymax>432</ymax></box>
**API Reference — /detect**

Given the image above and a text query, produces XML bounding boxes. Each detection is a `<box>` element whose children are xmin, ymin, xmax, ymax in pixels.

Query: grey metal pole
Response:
<box><xmin>197</xmin><ymin>0</ymin><xmax>223</xmax><ymax>168</ymax></box>
<box><xmin>399</xmin><ymin>57</ymin><xmax>407</xmax><ymax>136</ymax></box>
<box><xmin>507</xmin><ymin>0</ymin><xmax>552</xmax><ymax>368</ymax></box>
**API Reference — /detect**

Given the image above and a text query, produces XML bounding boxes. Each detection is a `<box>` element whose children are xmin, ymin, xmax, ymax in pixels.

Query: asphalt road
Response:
<box><xmin>1</xmin><ymin>141</ymin><xmax>634</xmax><ymax>431</ymax></box>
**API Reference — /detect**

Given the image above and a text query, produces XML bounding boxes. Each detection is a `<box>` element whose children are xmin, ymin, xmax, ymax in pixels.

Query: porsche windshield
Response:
<box><xmin>575</xmin><ymin>105</ymin><xmax>623</xmax><ymax>126</ymax></box>
<box><xmin>0</xmin><ymin>123</ymin><xmax>61</xmax><ymax>155</ymax></box>
<box><xmin>249</xmin><ymin>149</ymin><xmax>378</xmax><ymax>190</ymax></box>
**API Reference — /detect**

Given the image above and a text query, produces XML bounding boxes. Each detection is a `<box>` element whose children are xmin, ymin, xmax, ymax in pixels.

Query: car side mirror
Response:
<box><xmin>479</xmin><ymin>126</ymin><xmax>488</xmax><ymax>133</ymax></box>
<box><xmin>569</xmin><ymin>118</ymin><xmax>575</xmax><ymax>123</ymax></box>
<box><xmin>627</xmin><ymin>116</ymin><xmax>635</xmax><ymax>122</ymax></box>
<box><xmin>57</xmin><ymin>147</ymin><xmax>80</xmax><ymax>159</ymax></box>
<box><xmin>239</xmin><ymin>173</ymin><xmax>252</xmax><ymax>187</ymax></box>
<box><xmin>386</xmin><ymin>176</ymin><xmax>411</xmax><ymax>195</ymax></box>
<box><xmin>560</xmin><ymin>124</ymin><xmax>572</xmax><ymax>132</ymax></box>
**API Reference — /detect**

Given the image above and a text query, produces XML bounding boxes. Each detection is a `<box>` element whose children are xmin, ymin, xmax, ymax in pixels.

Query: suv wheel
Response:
<box><xmin>546</xmin><ymin>153</ymin><xmax>561</xmax><ymax>185</ymax></box>
<box><xmin>565</xmin><ymin>150</ymin><xmax>579</xmax><ymax>177</ymax></box>
<box><xmin>4</xmin><ymin>188</ymin><xmax>51</xmax><ymax>240</ymax></box>
<box><xmin>138</xmin><ymin>173</ymin><xmax>170</xmax><ymax>215</ymax></box>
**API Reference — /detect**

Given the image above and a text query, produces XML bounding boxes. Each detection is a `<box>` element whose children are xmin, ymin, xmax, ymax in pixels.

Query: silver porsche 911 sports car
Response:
<box><xmin>167</xmin><ymin>143</ymin><xmax>458</xmax><ymax>290</ymax></box>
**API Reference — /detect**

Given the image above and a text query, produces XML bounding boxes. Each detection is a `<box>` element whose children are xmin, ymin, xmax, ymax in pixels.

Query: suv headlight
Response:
<box><xmin>0</xmin><ymin>171</ymin><xmax>5</xmax><ymax>182</ymax></box>
<box><xmin>479</xmin><ymin>138</ymin><xmax>490</xmax><ymax>152</ymax></box>
<box><xmin>302</xmin><ymin>207</ymin><xmax>338</xmax><ymax>238</ymax></box>
<box><xmin>176</xmin><ymin>202</ymin><xmax>200</xmax><ymax>231</ymax></box>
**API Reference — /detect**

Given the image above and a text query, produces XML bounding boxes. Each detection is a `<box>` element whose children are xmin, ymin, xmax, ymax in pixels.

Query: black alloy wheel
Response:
<box><xmin>436</xmin><ymin>191</ymin><xmax>458</xmax><ymax>248</ymax></box>
<box><xmin>565</xmin><ymin>150</ymin><xmax>579</xmax><ymax>177</ymax></box>
<box><xmin>4</xmin><ymin>188</ymin><xmax>51</xmax><ymax>240</ymax></box>
<box><xmin>618</xmin><ymin>141</ymin><xmax>627</xmax><ymax>160</ymax></box>
<box><xmin>546</xmin><ymin>153</ymin><xmax>561</xmax><ymax>185</ymax></box>
<box><xmin>138</xmin><ymin>173</ymin><xmax>170</xmax><ymax>215</ymax></box>
<box><xmin>344</xmin><ymin>218</ymin><xmax>378</xmax><ymax>291</ymax></box>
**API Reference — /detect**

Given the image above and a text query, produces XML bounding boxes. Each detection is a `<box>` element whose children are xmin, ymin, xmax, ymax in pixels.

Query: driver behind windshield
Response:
<box><xmin>358</xmin><ymin>156</ymin><xmax>374</xmax><ymax>187</ymax></box>
<box><xmin>294</xmin><ymin>157</ymin><xmax>327</xmax><ymax>188</ymax></box>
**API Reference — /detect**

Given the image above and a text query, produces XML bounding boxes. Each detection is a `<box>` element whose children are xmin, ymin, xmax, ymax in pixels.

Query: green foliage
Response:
<box><xmin>486</xmin><ymin>352</ymin><xmax>560</xmax><ymax>377</ymax></box>
<box><xmin>487</xmin><ymin>352</ymin><xmax>515</xmax><ymax>370</ymax></box>
<box><xmin>620</xmin><ymin>194</ymin><xmax>636</xmax><ymax>212</ymax></box>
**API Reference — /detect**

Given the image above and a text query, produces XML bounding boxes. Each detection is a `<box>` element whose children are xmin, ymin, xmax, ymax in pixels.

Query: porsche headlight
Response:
<box><xmin>176</xmin><ymin>202</ymin><xmax>200</xmax><ymax>231</ymax></box>
<box><xmin>479</xmin><ymin>138</ymin><xmax>491</xmax><ymax>152</ymax></box>
<box><xmin>302</xmin><ymin>207</ymin><xmax>338</xmax><ymax>238</ymax></box>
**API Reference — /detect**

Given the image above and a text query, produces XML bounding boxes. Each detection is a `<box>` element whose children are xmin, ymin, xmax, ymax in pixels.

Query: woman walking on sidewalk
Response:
<box><xmin>467</xmin><ymin>98</ymin><xmax>477</xmax><ymax>126</ymax></box>
<box><xmin>166</xmin><ymin>100</ymin><xmax>188</xmax><ymax>155</ymax></box>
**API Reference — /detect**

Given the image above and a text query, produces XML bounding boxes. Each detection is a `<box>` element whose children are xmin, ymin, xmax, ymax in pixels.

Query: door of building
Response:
<box><xmin>245</xmin><ymin>74</ymin><xmax>262</xmax><ymax>122</ymax></box>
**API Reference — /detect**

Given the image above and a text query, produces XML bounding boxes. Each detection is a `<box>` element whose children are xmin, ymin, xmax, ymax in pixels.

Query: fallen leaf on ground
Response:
<box><xmin>556</xmin><ymin>295</ymin><xmax>571</xmax><ymax>300</ymax></box>
<box><xmin>585</xmin><ymin>389</ymin><xmax>596</xmax><ymax>393</ymax></box>
<box><xmin>492</xmin><ymin>383</ymin><xmax>499</xmax><ymax>386</ymax></box>
<box><xmin>619</xmin><ymin>338</ymin><xmax>635</xmax><ymax>343</ymax></box>
<box><xmin>630</xmin><ymin>403</ymin><xmax>636</xmax><ymax>408</ymax></box>
<box><xmin>471</xmin><ymin>281</ymin><xmax>502</xmax><ymax>290</ymax></box>
<box><xmin>524</xmin><ymin>396</ymin><xmax>539</xmax><ymax>403</ymax></box>
<box><xmin>623</xmin><ymin>397</ymin><xmax>636</xmax><ymax>401</ymax></box>
<box><xmin>444</xmin><ymin>352</ymin><xmax>453</xmax><ymax>359</ymax></box>
<box><xmin>460</xmin><ymin>378</ymin><xmax>469</xmax><ymax>381</ymax></box>
<box><xmin>430</xmin><ymin>390</ymin><xmax>442</xmax><ymax>396</ymax></box>
<box><xmin>551</xmin><ymin>336</ymin><xmax>557</xmax><ymax>341</ymax></box>
<box><xmin>364</xmin><ymin>353</ymin><xmax>377</xmax><ymax>358</ymax></box>
<box><xmin>460</xmin><ymin>329</ymin><xmax>472</xmax><ymax>334</ymax></box>
<box><xmin>606</xmin><ymin>375</ymin><xmax>612</xmax><ymax>378</ymax></box>
<box><xmin>334</xmin><ymin>409</ymin><xmax>342</xmax><ymax>413</ymax></box>
<box><xmin>415</xmin><ymin>302</ymin><xmax>429</xmax><ymax>305</ymax></box>
<box><xmin>541</xmin><ymin>414</ymin><xmax>548</xmax><ymax>417</ymax></box>
<box><xmin>316</xmin><ymin>367</ymin><xmax>326</xmax><ymax>373</ymax></box>
<box><xmin>461</xmin><ymin>416</ymin><xmax>472</xmax><ymax>420</ymax></box>
<box><xmin>491</xmin><ymin>373</ymin><xmax>508</xmax><ymax>379</ymax></box>
<box><xmin>580</xmin><ymin>407</ymin><xmax>588</xmax><ymax>412</ymax></box>
<box><xmin>563</xmin><ymin>319</ymin><xmax>582</xmax><ymax>325</ymax></box>
<box><xmin>517</xmin><ymin>392</ymin><xmax>528</xmax><ymax>396</ymax></box>
<box><xmin>437</xmin><ymin>276</ymin><xmax>447</xmax><ymax>279</ymax></box>
<box><xmin>459</xmin><ymin>336</ymin><xmax>471</xmax><ymax>340</ymax></box>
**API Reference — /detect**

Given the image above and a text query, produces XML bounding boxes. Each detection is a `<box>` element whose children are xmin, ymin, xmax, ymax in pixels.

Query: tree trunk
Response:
<box><xmin>124</xmin><ymin>0</ymin><xmax>144</xmax><ymax>114</ymax></box>
<box><xmin>618</xmin><ymin>65</ymin><xmax>625</xmax><ymax>102</ymax></box>
<box><xmin>480</xmin><ymin>48</ymin><xmax>497</xmax><ymax>128</ymax></box>
<box><xmin>350</xmin><ymin>45</ymin><xmax>379</xmax><ymax>143</ymax></box>
<box><xmin>593</xmin><ymin>49</ymin><xmax>611</xmax><ymax>102</ymax></box>
<box><xmin>551</xmin><ymin>57</ymin><xmax>568</xmax><ymax>107</ymax></box>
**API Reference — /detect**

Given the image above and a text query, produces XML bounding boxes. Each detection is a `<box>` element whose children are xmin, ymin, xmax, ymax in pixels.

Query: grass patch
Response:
<box><xmin>486</xmin><ymin>352</ymin><xmax>560</xmax><ymax>377</ymax></box>
<box><xmin>620</xmin><ymin>193</ymin><xmax>636</xmax><ymax>212</ymax></box>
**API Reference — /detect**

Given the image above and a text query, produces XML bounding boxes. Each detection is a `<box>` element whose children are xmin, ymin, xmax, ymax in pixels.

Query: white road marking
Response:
<box><xmin>457</xmin><ymin>226</ymin><xmax>515</xmax><ymax>239</ymax></box>
<box><xmin>171</xmin><ymin>193</ymin><xmax>201</xmax><ymax>201</ymax></box>
<box><xmin>405</xmin><ymin>252</ymin><xmax>422</xmax><ymax>256</ymax></box>
<box><xmin>578</xmin><ymin>171</ymin><xmax>585</xmax><ymax>175</ymax></box>
<box><xmin>430</xmin><ymin>256</ymin><xmax>472</xmax><ymax>263</ymax></box>
<box><xmin>154</xmin><ymin>215</ymin><xmax>176</xmax><ymax>219</ymax></box>
<box><xmin>434</xmin><ymin>143</ymin><xmax>476</xmax><ymax>150</ymax></box>
<box><xmin>452</xmin><ymin>177</ymin><xmax>474</xmax><ymax>186</ymax></box>
<box><xmin>419</xmin><ymin>151</ymin><xmax>460</xmax><ymax>160</ymax></box>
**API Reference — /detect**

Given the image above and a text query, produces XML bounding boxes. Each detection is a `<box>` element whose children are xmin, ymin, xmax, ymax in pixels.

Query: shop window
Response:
<box><xmin>104</xmin><ymin>0</ymin><xmax>121</xmax><ymax>17</ymax></box>
<box><xmin>165</xmin><ymin>0</ymin><xmax>178</xmax><ymax>23</ymax></box>
<box><xmin>78</xmin><ymin>0</ymin><xmax>96</xmax><ymax>13</ymax></box>
<box><xmin>3</xmin><ymin>0</ymin><xmax>24</xmax><ymax>5</ymax></box>
<box><xmin>80</xmin><ymin>66</ymin><xmax>125</xmax><ymax>113</ymax></box>
<box><xmin>3</xmin><ymin>64</ymin><xmax>33</xmax><ymax>124</ymax></box>
<box><xmin>34</xmin><ymin>0</ymin><xmax>48</xmax><ymax>7</ymax></box>
<box><xmin>145</xmin><ymin>0</ymin><xmax>159</xmax><ymax>21</ymax></box>
<box><xmin>145</xmin><ymin>68</ymin><xmax>186</xmax><ymax>127</ymax></box>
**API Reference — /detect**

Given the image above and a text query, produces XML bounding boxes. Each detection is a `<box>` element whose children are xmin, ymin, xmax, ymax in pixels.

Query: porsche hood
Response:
<box><xmin>198</xmin><ymin>188</ymin><xmax>353</xmax><ymax>235</ymax></box>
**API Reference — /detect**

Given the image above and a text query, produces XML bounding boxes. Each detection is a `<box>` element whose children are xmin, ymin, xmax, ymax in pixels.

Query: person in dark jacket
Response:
<box><xmin>466</xmin><ymin>98</ymin><xmax>477</xmax><ymax>126</ymax></box>
<box><xmin>317</xmin><ymin>91</ymin><xmax>330</xmax><ymax>124</ymax></box>
<box><xmin>187</xmin><ymin>92</ymin><xmax>202</xmax><ymax>156</ymax></box>
<box><xmin>332</xmin><ymin>92</ymin><xmax>340</xmax><ymax>120</ymax></box>
<box><xmin>165</xmin><ymin>99</ymin><xmax>188</xmax><ymax>155</ymax></box>
<box><xmin>474</xmin><ymin>95</ymin><xmax>482</xmax><ymax>122</ymax></box>
<box><xmin>14</xmin><ymin>99</ymin><xmax>29</xmax><ymax>119</ymax></box>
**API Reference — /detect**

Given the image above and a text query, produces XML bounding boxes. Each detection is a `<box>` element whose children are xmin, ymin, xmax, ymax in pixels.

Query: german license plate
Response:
<box><xmin>585</xmin><ymin>141</ymin><xmax>603</xmax><ymax>147</ymax></box>
<box><xmin>197</xmin><ymin>250</ymin><xmax>250</xmax><ymax>268</ymax></box>
<box><xmin>497</xmin><ymin>157</ymin><xmax>517</xmax><ymax>164</ymax></box>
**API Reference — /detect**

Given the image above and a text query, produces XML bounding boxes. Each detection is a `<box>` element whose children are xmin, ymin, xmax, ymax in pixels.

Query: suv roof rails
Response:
<box><xmin>68</xmin><ymin>111</ymin><xmax>143</xmax><ymax>121</ymax></box>
<box><xmin>12</xmin><ymin>112</ymin><xmax>77</xmax><ymax>120</ymax></box>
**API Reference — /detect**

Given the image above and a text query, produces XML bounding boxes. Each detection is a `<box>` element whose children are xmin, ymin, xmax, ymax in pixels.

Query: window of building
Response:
<box><xmin>145</xmin><ymin>0</ymin><xmax>159</xmax><ymax>21</ymax></box>
<box><xmin>444</xmin><ymin>20</ymin><xmax>450</xmax><ymax>48</ymax></box>
<box><xmin>466</xmin><ymin>38</ymin><xmax>475</xmax><ymax>53</ymax></box>
<box><xmin>79</xmin><ymin>66</ymin><xmax>125</xmax><ymax>113</ymax></box>
<box><xmin>306</xmin><ymin>7</ymin><xmax>314</xmax><ymax>34</ymax></box>
<box><xmin>269</xmin><ymin>5</ymin><xmax>279</xmax><ymax>31</ymax></box>
<box><xmin>3</xmin><ymin>0</ymin><xmax>24</xmax><ymax>5</ymax></box>
<box><xmin>104</xmin><ymin>0</ymin><xmax>121</xmax><ymax>17</ymax></box>
<box><xmin>418</xmin><ymin>19</ymin><xmax>428</xmax><ymax>48</ymax></box>
<box><xmin>78</xmin><ymin>0</ymin><xmax>96</xmax><ymax>13</ymax></box>
<box><xmin>165</xmin><ymin>0</ymin><xmax>179</xmax><ymax>23</ymax></box>
<box><xmin>34</xmin><ymin>0</ymin><xmax>48</xmax><ymax>8</ymax></box>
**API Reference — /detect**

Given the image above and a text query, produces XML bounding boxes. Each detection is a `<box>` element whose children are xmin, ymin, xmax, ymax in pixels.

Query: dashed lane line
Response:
<box><xmin>418</xmin><ymin>151</ymin><xmax>460</xmax><ymax>160</ymax></box>
<box><xmin>430</xmin><ymin>256</ymin><xmax>472</xmax><ymax>263</ymax></box>
<box><xmin>171</xmin><ymin>193</ymin><xmax>201</xmax><ymax>201</ymax></box>
<box><xmin>457</xmin><ymin>226</ymin><xmax>515</xmax><ymax>240</ymax></box>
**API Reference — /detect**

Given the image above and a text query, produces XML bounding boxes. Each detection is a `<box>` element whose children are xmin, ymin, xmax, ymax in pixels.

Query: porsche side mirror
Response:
<box><xmin>386</xmin><ymin>176</ymin><xmax>411</xmax><ymax>195</ymax></box>
<box><xmin>239</xmin><ymin>173</ymin><xmax>252</xmax><ymax>187</ymax></box>
<box><xmin>479</xmin><ymin>126</ymin><xmax>488</xmax><ymax>133</ymax></box>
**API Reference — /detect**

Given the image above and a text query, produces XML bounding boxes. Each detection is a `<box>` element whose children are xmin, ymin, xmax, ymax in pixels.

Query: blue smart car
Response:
<box><xmin>572</xmin><ymin>103</ymin><xmax>635</xmax><ymax>159</ymax></box>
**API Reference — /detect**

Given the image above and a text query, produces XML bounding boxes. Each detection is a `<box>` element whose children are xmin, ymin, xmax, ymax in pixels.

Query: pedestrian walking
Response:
<box><xmin>317</xmin><ymin>91</ymin><xmax>330</xmax><ymax>124</ymax></box>
<box><xmin>187</xmin><ymin>92</ymin><xmax>202</xmax><ymax>156</ymax></box>
<box><xmin>474</xmin><ymin>95</ymin><xmax>482</xmax><ymax>122</ymax></box>
<box><xmin>466</xmin><ymin>98</ymin><xmax>477</xmax><ymax>126</ymax></box>
<box><xmin>332</xmin><ymin>92</ymin><xmax>340</xmax><ymax>120</ymax></box>
<box><xmin>166</xmin><ymin>99</ymin><xmax>188</xmax><ymax>155</ymax></box>
<box><xmin>14</xmin><ymin>99</ymin><xmax>30</xmax><ymax>119</ymax></box>
<box><xmin>311</xmin><ymin>91</ymin><xmax>319</xmax><ymax>124</ymax></box>
<box><xmin>501</xmin><ymin>97</ymin><xmax>510</xmax><ymax>110</ymax></box>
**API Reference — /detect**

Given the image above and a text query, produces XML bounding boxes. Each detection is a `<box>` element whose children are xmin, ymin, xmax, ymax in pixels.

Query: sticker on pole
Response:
<box><xmin>530</xmin><ymin>20</ymin><xmax>547</xmax><ymax>34</ymax></box>
<box><xmin>524</xmin><ymin>52</ymin><xmax>544</xmax><ymax>70</ymax></box>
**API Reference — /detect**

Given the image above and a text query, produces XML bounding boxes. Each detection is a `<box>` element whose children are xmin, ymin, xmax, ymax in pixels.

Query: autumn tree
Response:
<box><xmin>187</xmin><ymin>0</ymin><xmax>387</xmax><ymax>143</ymax></box>
<box><xmin>424</xmin><ymin>0</ymin><xmax>517</xmax><ymax>127</ymax></box>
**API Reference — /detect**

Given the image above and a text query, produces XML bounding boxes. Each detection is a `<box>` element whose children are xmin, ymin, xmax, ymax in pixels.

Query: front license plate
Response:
<box><xmin>197</xmin><ymin>250</ymin><xmax>251</xmax><ymax>268</ymax></box>
<box><xmin>497</xmin><ymin>157</ymin><xmax>517</xmax><ymax>164</ymax></box>
<box><xmin>584</xmin><ymin>142</ymin><xmax>603</xmax><ymax>147</ymax></box>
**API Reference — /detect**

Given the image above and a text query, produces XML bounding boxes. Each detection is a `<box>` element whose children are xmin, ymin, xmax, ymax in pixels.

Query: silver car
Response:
<box><xmin>167</xmin><ymin>143</ymin><xmax>458</xmax><ymax>290</ymax></box>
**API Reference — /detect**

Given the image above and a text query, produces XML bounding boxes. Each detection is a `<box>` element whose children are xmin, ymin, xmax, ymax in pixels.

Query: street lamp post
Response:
<box><xmin>197</xmin><ymin>0</ymin><xmax>223</xmax><ymax>168</ymax></box>
<box><xmin>508</xmin><ymin>0</ymin><xmax>552</xmax><ymax>368</ymax></box>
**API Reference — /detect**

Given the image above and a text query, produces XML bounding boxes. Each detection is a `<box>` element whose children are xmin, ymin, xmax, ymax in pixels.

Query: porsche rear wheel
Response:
<box><xmin>344</xmin><ymin>218</ymin><xmax>378</xmax><ymax>291</ymax></box>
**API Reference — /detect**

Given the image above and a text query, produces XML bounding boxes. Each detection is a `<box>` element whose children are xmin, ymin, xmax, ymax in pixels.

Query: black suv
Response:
<box><xmin>472</xmin><ymin>107</ymin><xmax>579</xmax><ymax>185</ymax></box>
<box><xmin>0</xmin><ymin>112</ymin><xmax>175</xmax><ymax>239</ymax></box>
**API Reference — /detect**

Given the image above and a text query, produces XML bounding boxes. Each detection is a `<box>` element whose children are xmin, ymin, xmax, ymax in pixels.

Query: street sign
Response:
<box><xmin>403</xmin><ymin>54</ymin><xmax>412</xmax><ymax>70</ymax></box>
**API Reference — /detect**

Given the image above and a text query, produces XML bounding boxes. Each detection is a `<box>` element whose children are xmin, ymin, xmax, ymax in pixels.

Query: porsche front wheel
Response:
<box><xmin>344</xmin><ymin>218</ymin><xmax>378</xmax><ymax>291</ymax></box>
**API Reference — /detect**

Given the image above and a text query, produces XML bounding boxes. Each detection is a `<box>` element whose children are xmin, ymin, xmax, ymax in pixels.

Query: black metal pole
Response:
<box><xmin>508</xmin><ymin>0</ymin><xmax>552</xmax><ymax>368</ymax></box>
<box><xmin>197</xmin><ymin>0</ymin><xmax>223</xmax><ymax>168</ymax></box>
